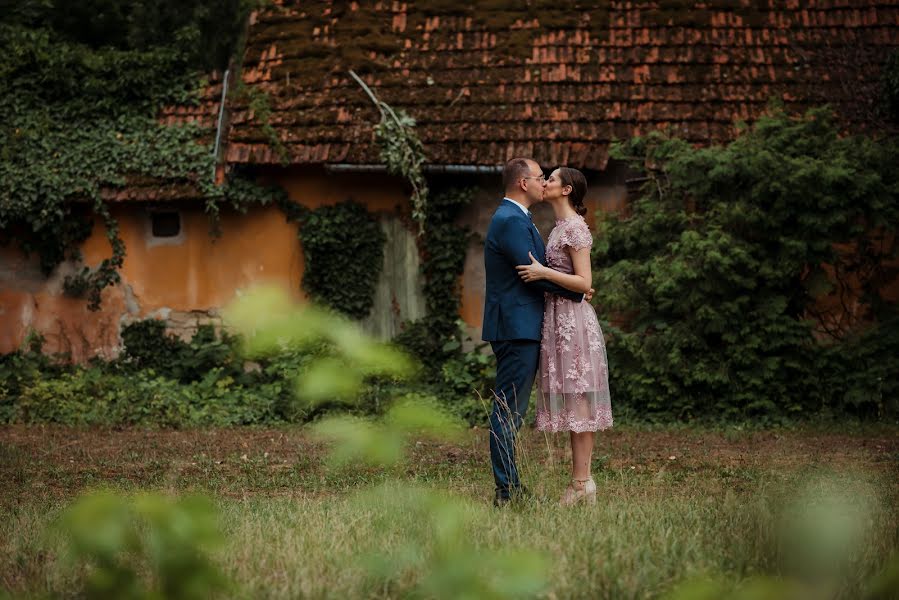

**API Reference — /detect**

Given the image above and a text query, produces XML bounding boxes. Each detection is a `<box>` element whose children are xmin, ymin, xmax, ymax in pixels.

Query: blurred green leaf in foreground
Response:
<box><xmin>224</xmin><ymin>284</ymin><xmax>413</xmax><ymax>405</ymax></box>
<box><xmin>356</xmin><ymin>483</ymin><xmax>548</xmax><ymax>600</ymax></box>
<box><xmin>57</xmin><ymin>491</ymin><xmax>227</xmax><ymax>599</ymax></box>
<box><xmin>666</xmin><ymin>474</ymin><xmax>899</xmax><ymax>600</ymax></box>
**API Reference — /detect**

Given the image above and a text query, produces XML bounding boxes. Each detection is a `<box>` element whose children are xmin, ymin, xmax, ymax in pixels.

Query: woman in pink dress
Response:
<box><xmin>516</xmin><ymin>167</ymin><xmax>613</xmax><ymax>506</ymax></box>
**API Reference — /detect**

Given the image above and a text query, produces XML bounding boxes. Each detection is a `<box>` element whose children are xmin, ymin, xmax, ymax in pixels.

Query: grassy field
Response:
<box><xmin>2</xmin><ymin>423</ymin><xmax>898</xmax><ymax>598</ymax></box>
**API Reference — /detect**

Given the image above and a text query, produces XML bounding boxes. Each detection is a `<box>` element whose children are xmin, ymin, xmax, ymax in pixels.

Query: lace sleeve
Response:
<box><xmin>559</xmin><ymin>219</ymin><xmax>592</xmax><ymax>251</ymax></box>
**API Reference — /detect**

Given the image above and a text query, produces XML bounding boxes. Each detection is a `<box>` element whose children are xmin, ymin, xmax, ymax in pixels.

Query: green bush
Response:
<box><xmin>12</xmin><ymin>368</ymin><xmax>285</xmax><ymax>427</ymax></box>
<box><xmin>391</xmin><ymin>321</ymin><xmax>495</xmax><ymax>426</ymax></box>
<box><xmin>393</xmin><ymin>319</ymin><xmax>453</xmax><ymax>373</ymax></box>
<box><xmin>814</xmin><ymin>313</ymin><xmax>899</xmax><ymax>418</ymax></box>
<box><xmin>3</xmin><ymin>312</ymin><xmax>421</xmax><ymax>427</ymax></box>
<box><xmin>439</xmin><ymin>341</ymin><xmax>494</xmax><ymax>425</ymax></box>
<box><xmin>14</xmin><ymin>368</ymin><xmax>119</xmax><ymax>426</ymax></box>
<box><xmin>5</xmin><ymin>322</ymin><xmax>320</xmax><ymax>427</ymax></box>
<box><xmin>118</xmin><ymin>320</ymin><xmax>245</xmax><ymax>383</ymax></box>
<box><xmin>0</xmin><ymin>331</ymin><xmax>63</xmax><ymax>422</ymax></box>
<box><xmin>598</xmin><ymin>105</ymin><xmax>899</xmax><ymax>420</ymax></box>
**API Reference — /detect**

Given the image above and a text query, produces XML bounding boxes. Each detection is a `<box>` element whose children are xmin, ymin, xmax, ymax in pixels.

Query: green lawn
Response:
<box><xmin>2</xmin><ymin>424</ymin><xmax>898</xmax><ymax>598</ymax></box>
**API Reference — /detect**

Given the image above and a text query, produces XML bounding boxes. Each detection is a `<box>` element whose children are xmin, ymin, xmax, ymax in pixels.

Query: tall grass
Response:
<box><xmin>2</xmin><ymin>450</ymin><xmax>896</xmax><ymax>598</ymax></box>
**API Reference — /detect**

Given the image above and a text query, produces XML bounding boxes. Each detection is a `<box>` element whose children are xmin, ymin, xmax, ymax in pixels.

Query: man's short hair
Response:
<box><xmin>503</xmin><ymin>157</ymin><xmax>533</xmax><ymax>192</ymax></box>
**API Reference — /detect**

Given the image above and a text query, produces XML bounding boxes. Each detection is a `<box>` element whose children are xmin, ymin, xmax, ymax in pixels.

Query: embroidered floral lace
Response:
<box><xmin>535</xmin><ymin>215</ymin><xmax>613</xmax><ymax>433</ymax></box>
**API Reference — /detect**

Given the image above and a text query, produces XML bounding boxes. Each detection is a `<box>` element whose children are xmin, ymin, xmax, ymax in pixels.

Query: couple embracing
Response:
<box><xmin>482</xmin><ymin>157</ymin><xmax>613</xmax><ymax>507</ymax></box>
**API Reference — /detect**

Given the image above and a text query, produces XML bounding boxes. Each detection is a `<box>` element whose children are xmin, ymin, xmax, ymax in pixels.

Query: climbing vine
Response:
<box><xmin>231</xmin><ymin>80</ymin><xmax>290</xmax><ymax>165</ymax></box>
<box><xmin>419</xmin><ymin>188</ymin><xmax>475</xmax><ymax>336</ymax></box>
<box><xmin>62</xmin><ymin>202</ymin><xmax>126</xmax><ymax>310</ymax></box>
<box><xmin>349</xmin><ymin>70</ymin><xmax>429</xmax><ymax>234</ymax></box>
<box><xmin>296</xmin><ymin>200</ymin><xmax>386</xmax><ymax>320</ymax></box>
<box><xmin>394</xmin><ymin>187</ymin><xmax>474</xmax><ymax>370</ymax></box>
<box><xmin>0</xmin><ymin>0</ymin><xmax>272</xmax><ymax>310</ymax></box>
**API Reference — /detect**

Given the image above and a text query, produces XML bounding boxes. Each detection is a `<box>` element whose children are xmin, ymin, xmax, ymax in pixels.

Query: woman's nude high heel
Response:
<box><xmin>560</xmin><ymin>477</ymin><xmax>597</xmax><ymax>506</ymax></box>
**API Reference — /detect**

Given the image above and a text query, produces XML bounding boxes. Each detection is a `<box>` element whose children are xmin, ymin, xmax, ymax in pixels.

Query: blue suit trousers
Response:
<box><xmin>489</xmin><ymin>339</ymin><xmax>540</xmax><ymax>497</ymax></box>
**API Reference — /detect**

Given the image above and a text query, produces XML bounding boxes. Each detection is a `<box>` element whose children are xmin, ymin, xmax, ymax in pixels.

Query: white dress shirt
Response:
<box><xmin>503</xmin><ymin>197</ymin><xmax>530</xmax><ymax>216</ymax></box>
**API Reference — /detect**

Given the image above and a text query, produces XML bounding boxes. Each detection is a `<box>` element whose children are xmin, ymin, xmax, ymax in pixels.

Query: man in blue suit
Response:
<box><xmin>482</xmin><ymin>157</ymin><xmax>587</xmax><ymax>506</ymax></box>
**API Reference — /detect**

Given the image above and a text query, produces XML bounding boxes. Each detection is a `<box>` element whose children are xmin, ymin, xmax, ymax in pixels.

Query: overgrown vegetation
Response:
<box><xmin>0</xmin><ymin>0</ymin><xmax>277</xmax><ymax>309</ymax></box>
<box><xmin>393</xmin><ymin>187</ymin><xmax>496</xmax><ymax>424</ymax></box>
<box><xmin>297</xmin><ymin>200</ymin><xmax>386</xmax><ymax>320</ymax></box>
<box><xmin>1</xmin><ymin>326</ymin><xmax>297</xmax><ymax>427</ymax></box>
<box><xmin>350</xmin><ymin>70</ymin><xmax>429</xmax><ymax>233</ymax></box>
<box><xmin>395</xmin><ymin>188</ymin><xmax>475</xmax><ymax>368</ymax></box>
<box><xmin>1</xmin><ymin>301</ymin><xmax>380</xmax><ymax>426</ymax></box>
<box><xmin>0</xmin><ymin>284</ymin><xmax>480</xmax><ymax>428</ymax></box>
<box><xmin>277</xmin><ymin>183</ymin><xmax>493</xmax><ymax>425</ymax></box>
<box><xmin>597</xmin><ymin>105</ymin><xmax>899</xmax><ymax>421</ymax></box>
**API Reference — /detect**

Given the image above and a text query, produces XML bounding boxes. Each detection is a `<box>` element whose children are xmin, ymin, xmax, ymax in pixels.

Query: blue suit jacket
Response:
<box><xmin>482</xmin><ymin>199</ymin><xmax>584</xmax><ymax>342</ymax></box>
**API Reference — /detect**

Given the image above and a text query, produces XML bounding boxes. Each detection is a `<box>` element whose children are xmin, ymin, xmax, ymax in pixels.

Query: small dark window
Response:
<box><xmin>151</xmin><ymin>211</ymin><xmax>180</xmax><ymax>238</ymax></box>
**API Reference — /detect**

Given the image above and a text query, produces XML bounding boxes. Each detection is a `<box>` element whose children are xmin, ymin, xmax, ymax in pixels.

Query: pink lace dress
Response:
<box><xmin>535</xmin><ymin>215</ymin><xmax>613</xmax><ymax>433</ymax></box>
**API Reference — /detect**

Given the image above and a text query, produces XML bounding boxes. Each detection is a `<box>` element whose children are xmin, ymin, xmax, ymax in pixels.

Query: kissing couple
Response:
<box><xmin>482</xmin><ymin>157</ymin><xmax>613</xmax><ymax>507</ymax></box>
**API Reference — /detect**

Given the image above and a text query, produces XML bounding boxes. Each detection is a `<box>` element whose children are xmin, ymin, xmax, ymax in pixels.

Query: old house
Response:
<box><xmin>2</xmin><ymin>1</ymin><xmax>897</xmax><ymax>361</ymax></box>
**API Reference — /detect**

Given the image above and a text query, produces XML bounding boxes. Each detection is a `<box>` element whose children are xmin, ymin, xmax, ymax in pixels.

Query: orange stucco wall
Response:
<box><xmin>0</xmin><ymin>203</ymin><xmax>303</xmax><ymax>361</ymax></box>
<box><xmin>0</xmin><ymin>167</ymin><xmax>411</xmax><ymax>361</ymax></box>
<box><xmin>93</xmin><ymin>204</ymin><xmax>304</xmax><ymax>311</ymax></box>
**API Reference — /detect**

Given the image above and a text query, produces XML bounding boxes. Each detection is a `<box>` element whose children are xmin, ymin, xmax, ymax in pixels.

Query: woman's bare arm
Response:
<box><xmin>516</xmin><ymin>249</ymin><xmax>592</xmax><ymax>294</ymax></box>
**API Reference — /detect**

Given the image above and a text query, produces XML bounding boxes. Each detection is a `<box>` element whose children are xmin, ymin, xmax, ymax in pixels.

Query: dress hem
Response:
<box><xmin>534</xmin><ymin>411</ymin><xmax>614</xmax><ymax>433</ymax></box>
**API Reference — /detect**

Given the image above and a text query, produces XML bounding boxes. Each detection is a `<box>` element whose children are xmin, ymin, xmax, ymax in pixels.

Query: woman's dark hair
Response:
<box><xmin>557</xmin><ymin>167</ymin><xmax>588</xmax><ymax>216</ymax></box>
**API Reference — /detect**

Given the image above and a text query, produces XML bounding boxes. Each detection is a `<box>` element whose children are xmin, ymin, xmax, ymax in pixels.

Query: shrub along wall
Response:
<box><xmin>0</xmin><ymin>317</ymin><xmax>494</xmax><ymax>427</ymax></box>
<box><xmin>596</xmin><ymin>106</ymin><xmax>899</xmax><ymax>421</ymax></box>
<box><xmin>0</xmin><ymin>324</ymin><xmax>296</xmax><ymax>427</ymax></box>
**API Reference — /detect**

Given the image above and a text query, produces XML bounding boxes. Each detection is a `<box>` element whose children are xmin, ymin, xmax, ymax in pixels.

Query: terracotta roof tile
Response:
<box><xmin>100</xmin><ymin>71</ymin><xmax>226</xmax><ymax>203</ymax></box>
<box><xmin>158</xmin><ymin>71</ymin><xmax>226</xmax><ymax>134</ymax></box>
<box><xmin>100</xmin><ymin>177</ymin><xmax>207</xmax><ymax>203</ymax></box>
<box><xmin>221</xmin><ymin>0</ymin><xmax>898</xmax><ymax>168</ymax></box>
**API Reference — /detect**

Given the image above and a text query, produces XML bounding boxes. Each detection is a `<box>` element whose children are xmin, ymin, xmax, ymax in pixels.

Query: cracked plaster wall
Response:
<box><xmin>0</xmin><ymin>201</ymin><xmax>303</xmax><ymax>362</ymax></box>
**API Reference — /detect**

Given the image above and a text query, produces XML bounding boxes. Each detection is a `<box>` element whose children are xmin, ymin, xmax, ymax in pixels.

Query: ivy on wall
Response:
<box><xmin>350</xmin><ymin>70</ymin><xmax>429</xmax><ymax>234</ymax></box>
<box><xmin>282</xmin><ymin>185</ymin><xmax>472</xmax><ymax>349</ymax></box>
<box><xmin>344</xmin><ymin>72</ymin><xmax>474</xmax><ymax>349</ymax></box>
<box><xmin>394</xmin><ymin>187</ymin><xmax>474</xmax><ymax>370</ymax></box>
<box><xmin>420</xmin><ymin>188</ymin><xmax>475</xmax><ymax>336</ymax></box>
<box><xmin>297</xmin><ymin>200</ymin><xmax>386</xmax><ymax>320</ymax></box>
<box><xmin>0</xmin><ymin>0</ymin><xmax>275</xmax><ymax>310</ymax></box>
